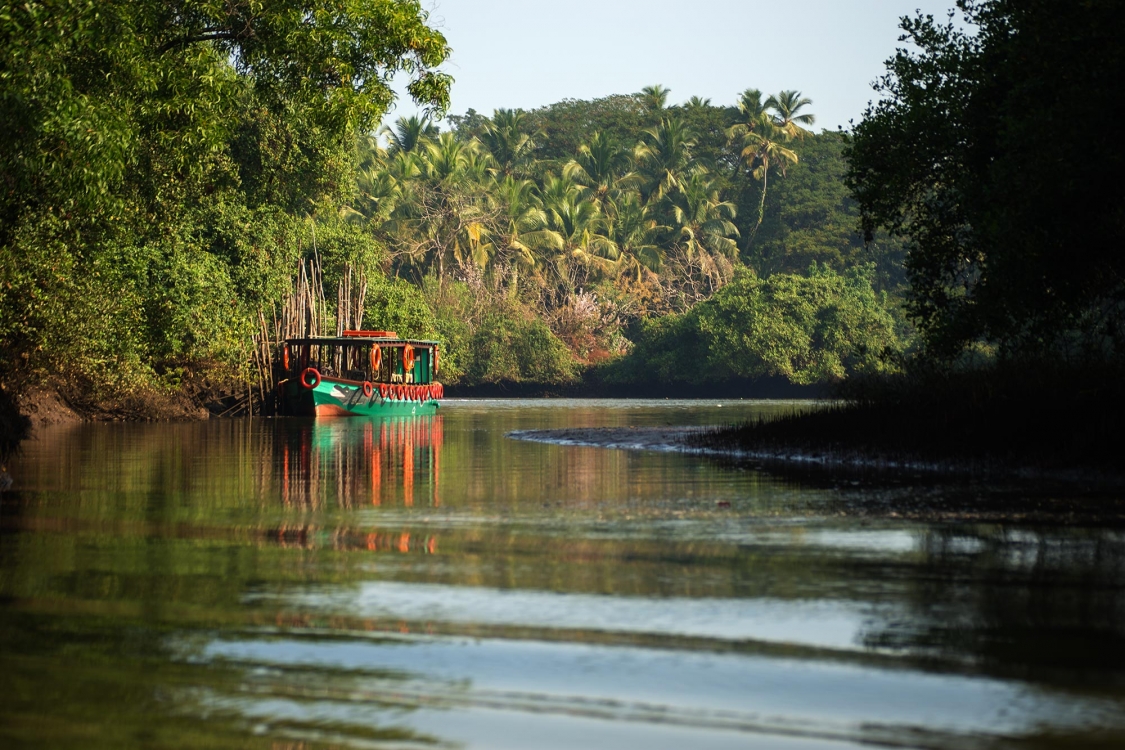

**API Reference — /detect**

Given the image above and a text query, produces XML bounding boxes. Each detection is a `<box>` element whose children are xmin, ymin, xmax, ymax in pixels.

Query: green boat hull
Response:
<box><xmin>283</xmin><ymin>379</ymin><xmax>439</xmax><ymax>418</ymax></box>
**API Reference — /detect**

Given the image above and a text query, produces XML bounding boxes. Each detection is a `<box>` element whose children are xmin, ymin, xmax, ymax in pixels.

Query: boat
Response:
<box><xmin>277</xmin><ymin>330</ymin><xmax>443</xmax><ymax>417</ymax></box>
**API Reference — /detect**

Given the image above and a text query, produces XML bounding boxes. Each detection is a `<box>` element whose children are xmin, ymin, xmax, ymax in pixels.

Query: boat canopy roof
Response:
<box><xmin>285</xmin><ymin>336</ymin><xmax>439</xmax><ymax>347</ymax></box>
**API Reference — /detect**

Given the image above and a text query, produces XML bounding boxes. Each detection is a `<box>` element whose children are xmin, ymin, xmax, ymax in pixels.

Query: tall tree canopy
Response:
<box><xmin>846</xmin><ymin>0</ymin><xmax>1125</xmax><ymax>358</ymax></box>
<box><xmin>0</xmin><ymin>0</ymin><xmax>450</xmax><ymax>392</ymax></box>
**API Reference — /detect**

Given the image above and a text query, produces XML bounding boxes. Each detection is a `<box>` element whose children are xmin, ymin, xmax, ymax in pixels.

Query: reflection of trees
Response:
<box><xmin>860</xmin><ymin>526</ymin><xmax>1125</xmax><ymax>682</ymax></box>
<box><xmin>278</xmin><ymin>417</ymin><xmax>443</xmax><ymax>509</ymax></box>
<box><xmin>15</xmin><ymin>419</ymin><xmax>1125</xmax><ymax>692</ymax></box>
<box><xmin>0</xmin><ymin>420</ymin><xmax>447</xmax><ymax>620</ymax></box>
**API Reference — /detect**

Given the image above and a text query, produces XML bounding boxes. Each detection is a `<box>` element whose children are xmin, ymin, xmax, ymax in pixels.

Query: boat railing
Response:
<box><xmin>318</xmin><ymin>373</ymin><xmax>368</xmax><ymax>388</ymax></box>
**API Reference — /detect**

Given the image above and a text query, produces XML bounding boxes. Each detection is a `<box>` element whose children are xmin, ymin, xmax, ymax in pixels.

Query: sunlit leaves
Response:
<box><xmin>0</xmin><ymin>0</ymin><xmax>451</xmax><ymax>392</ymax></box>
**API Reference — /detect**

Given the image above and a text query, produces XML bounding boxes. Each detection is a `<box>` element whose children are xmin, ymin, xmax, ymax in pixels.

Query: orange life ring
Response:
<box><xmin>402</xmin><ymin>344</ymin><xmax>415</xmax><ymax>372</ymax></box>
<box><xmin>370</xmin><ymin>345</ymin><xmax>382</xmax><ymax>373</ymax></box>
<box><xmin>433</xmin><ymin>347</ymin><xmax>439</xmax><ymax>374</ymax></box>
<box><xmin>362</xmin><ymin>381</ymin><xmax>373</xmax><ymax>398</ymax></box>
<box><xmin>396</xmin><ymin>384</ymin><xmax>405</xmax><ymax>399</ymax></box>
<box><xmin>300</xmin><ymin>367</ymin><xmax>321</xmax><ymax>389</ymax></box>
<box><xmin>282</xmin><ymin>345</ymin><xmax>290</xmax><ymax>370</ymax></box>
<box><xmin>378</xmin><ymin>383</ymin><xmax>388</xmax><ymax>398</ymax></box>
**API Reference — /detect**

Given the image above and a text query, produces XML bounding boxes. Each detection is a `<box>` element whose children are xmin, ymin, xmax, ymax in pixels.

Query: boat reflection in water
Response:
<box><xmin>272</xmin><ymin>416</ymin><xmax>442</xmax><ymax>554</ymax></box>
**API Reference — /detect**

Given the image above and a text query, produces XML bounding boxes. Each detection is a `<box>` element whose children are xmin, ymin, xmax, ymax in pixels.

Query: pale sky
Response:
<box><xmin>388</xmin><ymin>0</ymin><xmax>964</xmax><ymax>132</ymax></box>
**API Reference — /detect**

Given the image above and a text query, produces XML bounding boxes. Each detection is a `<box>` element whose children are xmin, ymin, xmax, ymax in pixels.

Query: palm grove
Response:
<box><xmin>349</xmin><ymin>87</ymin><xmax>904</xmax><ymax>386</ymax></box>
<box><xmin>1</xmin><ymin>0</ymin><xmax>907</xmax><ymax>413</ymax></box>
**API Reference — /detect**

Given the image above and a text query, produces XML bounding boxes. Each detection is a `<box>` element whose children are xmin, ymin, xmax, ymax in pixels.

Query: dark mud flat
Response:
<box><xmin>508</xmin><ymin>426</ymin><xmax>1125</xmax><ymax>526</ymax></box>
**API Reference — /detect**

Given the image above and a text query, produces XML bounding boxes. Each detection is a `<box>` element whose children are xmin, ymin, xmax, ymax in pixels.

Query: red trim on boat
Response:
<box><xmin>343</xmin><ymin>330</ymin><xmax>398</xmax><ymax>338</ymax></box>
<box><xmin>314</xmin><ymin>403</ymin><xmax>357</xmax><ymax>417</ymax></box>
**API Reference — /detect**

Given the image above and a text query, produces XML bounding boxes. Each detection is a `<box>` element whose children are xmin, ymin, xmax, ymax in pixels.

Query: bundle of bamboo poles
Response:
<box><xmin>335</xmin><ymin>263</ymin><xmax>367</xmax><ymax>337</ymax></box>
<box><xmin>250</xmin><ymin>256</ymin><xmax>366</xmax><ymax>414</ymax></box>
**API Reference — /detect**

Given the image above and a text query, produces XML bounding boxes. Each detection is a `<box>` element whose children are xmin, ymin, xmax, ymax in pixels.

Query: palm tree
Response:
<box><xmin>381</xmin><ymin>133</ymin><xmax>495</xmax><ymax>281</ymax></box>
<box><xmin>635</xmin><ymin>117</ymin><xmax>697</xmax><ymax>203</ymax></box>
<box><xmin>727</xmin><ymin>90</ymin><xmax>799</xmax><ymax>237</ymax></box>
<box><xmin>540</xmin><ymin>174</ymin><xmax>619</xmax><ymax>277</ymax></box>
<box><xmin>460</xmin><ymin>148</ymin><xmax>496</xmax><ymax>183</ymax></box>
<box><xmin>640</xmin><ymin>84</ymin><xmax>671</xmax><ymax>113</ymax></box>
<box><xmin>538</xmin><ymin>171</ymin><xmax>582</xmax><ymax>213</ymax></box>
<box><xmin>667</xmin><ymin>172</ymin><xmax>740</xmax><ymax>263</ymax></box>
<box><xmin>765</xmin><ymin>90</ymin><xmax>815</xmax><ymax>140</ymax></box>
<box><xmin>734</xmin><ymin>88</ymin><xmax>767</xmax><ymax>128</ymax></box>
<box><xmin>356</xmin><ymin>132</ymin><xmax>385</xmax><ymax>171</ymax></box>
<box><xmin>349</xmin><ymin>163</ymin><xmax>400</xmax><ymax>225</ymax></box>
<box><xmin>420</xmin><ymin>132</ymin><xmax>495</xmax><ymax>183</ymax></box>
<box><xmin>386</xmin><ymin>149</ymin><xmax>422</xmax><ymax>183</ymax></box>
<box><xmin>480</xmin><ymin>109</ymin><xmax>538</xmax><ymax>177</ymax></box>
<box><xmin>737</xmin><ymin>124</ymin><xmax>798</xmax><ymax>237</ymax></box>
<box><xmin>563</xmin><ymin>131</ymin><xmax>638</xmax><ymax>211</ymax></box>
<box><xmin>685</xmin><ymin>95</ymin><xmax>712</xmax><ymax>109</ymax></box>
<box><xmin>382</xmin><ymin>115</ymin><xmax>438</xmax><ymax>155</ymax></box>
<box><xmin>345</xmin><ymin>136</ymin><xmax>397</xmax><ymax>224</ymax></box>
<box><xmin>477</xmin><ymin>176</ymin><xmax>559</xmax><ymax>270</ymax></box>
<box><xmin>605</xmin><ymin>192</ymin><xmax>661</xmax><ymax>278</ymax></box>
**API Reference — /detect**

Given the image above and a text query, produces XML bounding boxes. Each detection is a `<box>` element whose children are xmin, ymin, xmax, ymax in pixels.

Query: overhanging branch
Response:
<box><xmin>159</xmin><ymin>29</ymin><xmax>238</xmax><ymax>54</ymax></box>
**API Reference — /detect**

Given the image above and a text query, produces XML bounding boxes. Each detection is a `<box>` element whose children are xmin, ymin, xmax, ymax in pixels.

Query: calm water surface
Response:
<box><xmin>2</xmin><ymin>399</ymin><xmax>1124</xmax><ymax>749</ymax></box>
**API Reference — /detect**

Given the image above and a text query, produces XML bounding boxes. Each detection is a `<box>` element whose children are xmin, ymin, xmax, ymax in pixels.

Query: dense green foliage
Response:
<box><xmin>603</xmin><ymin>266</ymin><xmax>901</xmax><ymax>386</ymax></box>
<box><xmin>351</xmin><ymin>91</ymin><xmax>906</xmax><ymax>386</ymax></box>
<box><xmin>846</xmin><ymin>0</ymin><xmax>1125</xmax><ymax>359</ymax></box>
<box><xmin>2</xmin><ymin>1</ymin><xmax>910</xmax><ymax>402</ymax></box>
<box><xmin>0</xmin><ymin>0</ymin><xmax>449</xmax><ymax>398</ymax></box>
<box><xmin>697</xmin><ymin>1</ymin><xmax>1125</xmax><ymax>467</ymax></box>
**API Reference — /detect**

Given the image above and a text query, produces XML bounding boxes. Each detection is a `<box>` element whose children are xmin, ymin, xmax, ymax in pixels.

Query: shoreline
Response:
<box><xmin>8</xmin><ymin>378</ymin><xmax>822</xmax><ymax>427</ymax></box>
<box><xmin>507</xmin><ymin>426</ymin><xmax>1125</xmax><ymax>524</ymax></box>
<box><xmin>445</xmin><ymin>377</ymin><xmax>823</xmax><ymax>400</ymax></box>
<box><xmin>507</xmin><ymin>425</ymin><xmax>1089</xmax><ymax>478</ymax></box>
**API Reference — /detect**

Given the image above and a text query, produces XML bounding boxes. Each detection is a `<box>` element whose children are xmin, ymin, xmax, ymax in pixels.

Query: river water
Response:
<box><xmin>2</xmin><ymin>399</ymin><xmax>1124</xmax><ymax>749</ymax></box>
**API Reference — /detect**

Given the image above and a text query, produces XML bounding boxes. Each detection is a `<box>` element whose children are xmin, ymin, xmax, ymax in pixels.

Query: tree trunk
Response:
<box><xmin>753</xmin><ymin>162</ymin><xmax>769</xmax><ymax>239</ymax></box>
